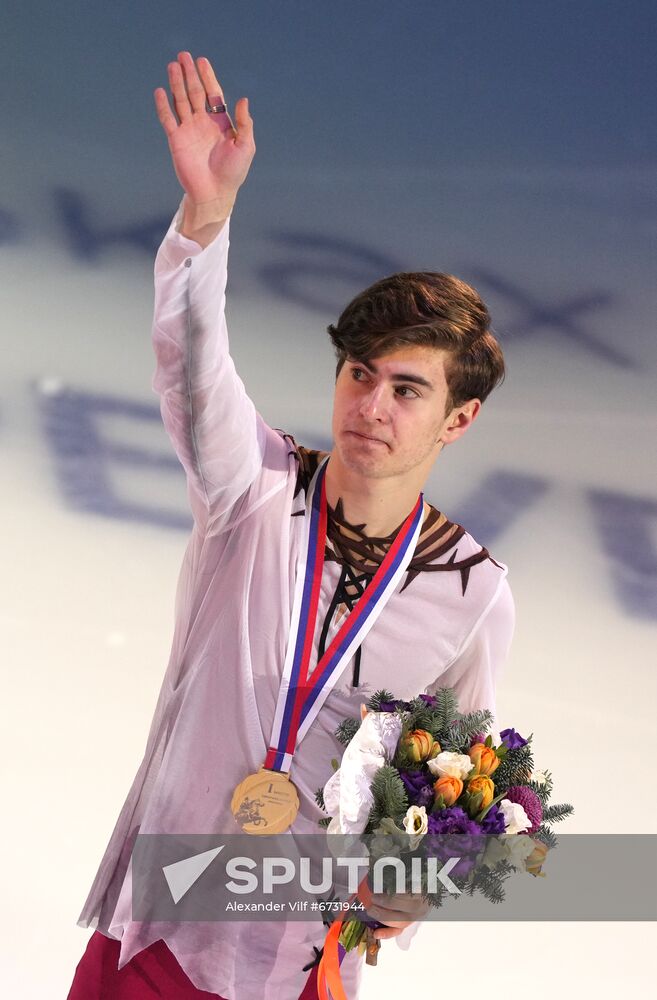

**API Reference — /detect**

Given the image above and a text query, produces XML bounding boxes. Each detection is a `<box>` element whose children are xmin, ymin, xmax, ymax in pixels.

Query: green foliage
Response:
<box><xmin>366</xmin><ymin>689</ymin><xmax>397</xmax><ymax>711</ymax></box>
<box><xmin>366</xmin><ymin>765</ymin><xmax>409</xmax><ymax>830</ymax></box>
<box><xmin>438</xmin><ymin>709</ymin><xmax>493</xmax><ymax>751</ymax></box>
<box><xmin>334</xmin><ymin>717</ymin><xmax>360</xmax><ymax>747</ymax></box>
<box><xmin>490</xmin><ymin>742</ymin><xmax>535</xmax><ymax>793</ymax></box>
<box><xmin>392</xmin><ymin>740</ymin><xmax>418</xmax><ymax>770</ymax></box>
<box><xmin>465</xmin><ymin>859</ymin><xmax>515</xmax><ymax>904</ymax></box>
<box><xmin>314</xmin><ymin>786</ymin><xmax>326</xmax><ymax>811</ymax></box>
<box><xmin>533</xmin><ymin>824</ymin><xmax>558</xmax><ymax>849</ymax></box>
<box><xmin>542</xmin><ymin>802</ymin><xmax>574</xmax><ymax>824</ymax></box>
<box><xmin>430</xmin><ymin>686</ymin><xmax>460</xmax><ymax>729</ymax></box>
<box><xmin>530</xmin><ymin>770</ymin><xmax>554</xmax><ymax>805</ymax></box>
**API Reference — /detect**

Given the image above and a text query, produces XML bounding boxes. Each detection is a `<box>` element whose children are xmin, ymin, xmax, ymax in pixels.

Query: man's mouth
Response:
<box><xmin>347</xmin><ymin>430</ymin><xmax>387</xmax><ymax>445</ymax></box>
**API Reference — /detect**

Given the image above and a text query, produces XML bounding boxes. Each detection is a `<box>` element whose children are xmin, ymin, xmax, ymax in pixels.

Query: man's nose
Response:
<box><xmin>358</xmin><ymin>384</ymin><xmax>389</xmax><ymax>420</ymax></box>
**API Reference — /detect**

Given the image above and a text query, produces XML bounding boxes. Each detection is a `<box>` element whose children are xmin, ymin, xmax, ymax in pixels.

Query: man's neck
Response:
<box><xmin>324</xmin><ymin>450</ymin><xmax>429</xmax><ymax>538</ymax></box>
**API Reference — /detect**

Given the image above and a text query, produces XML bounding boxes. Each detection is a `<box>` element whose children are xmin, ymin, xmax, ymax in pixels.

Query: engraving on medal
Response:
<box><xmin>231</xmin><ymin>768</ymin><xmax>300</xmax><ymax>835</ymax></box>
<box><xmin>233</xmin><ymin>795</ymin><xmax>267</xmax><ymax>829</ymax></box>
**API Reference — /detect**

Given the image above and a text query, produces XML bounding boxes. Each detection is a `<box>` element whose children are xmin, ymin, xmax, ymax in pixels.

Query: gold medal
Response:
<box><xmin>231</xmin><ymin>766</ymin><xmax>300</xmax><ymax>835</ymax></box>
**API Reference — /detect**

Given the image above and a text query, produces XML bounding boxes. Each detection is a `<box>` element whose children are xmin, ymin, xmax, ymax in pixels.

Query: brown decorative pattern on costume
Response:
<box><xmin>276</xmin><ymin>429</ymin><xmax>501</xmax><ymax>598</ymax></box>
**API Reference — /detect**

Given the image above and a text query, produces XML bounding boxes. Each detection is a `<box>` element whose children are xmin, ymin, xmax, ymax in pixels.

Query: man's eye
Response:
<box><xmin>396</xmin><ymin>386</ymin><xmax>418</xmax><ymax>398</ymax></box>
<box><xmin>351</xmin><ymin>368</ymin><xmax>366</xmax><ymax>380</ymax></box>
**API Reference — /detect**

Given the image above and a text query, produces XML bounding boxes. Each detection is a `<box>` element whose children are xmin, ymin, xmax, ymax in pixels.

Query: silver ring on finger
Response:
<box><xmin>208</xmin><ymin>102</ymin><xmax>227</xmax><ymax>114</ymax></box>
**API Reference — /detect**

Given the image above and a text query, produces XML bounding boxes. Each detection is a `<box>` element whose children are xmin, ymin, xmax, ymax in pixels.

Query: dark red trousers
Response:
<box><xmin>67</xmin><ymin>930</ymin><xmax>320</xmax><ymax>999</ymax></box>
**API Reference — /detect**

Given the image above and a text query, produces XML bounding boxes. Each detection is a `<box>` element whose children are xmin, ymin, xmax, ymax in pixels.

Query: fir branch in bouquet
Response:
<box><xmin>490</xmin><ymin>740</ymin><xmax>535</xmax><ymax>793</ymax></box>
<box><xmin>542</xmin><ymin>803</ymin><xmax>574</xmax><ymax>825</ymax></box>
<box><xmin>365</xmin><ymin>690</ymin><xmax>398</xmax><ymax>712</ymax></box>
<box><xmin>367</xmin><ymin>765</ymin><xmax>409</xmax><ymax>830</ymax></box>
<box><xmin>463</xmin><ymin>858</ymin><xmax>514</xmax><ymax>904</ymax></box>
<box><xmin>334</xmin><ymin>717</ymin><xmax>360</xmax><ymax>748</ymax></box>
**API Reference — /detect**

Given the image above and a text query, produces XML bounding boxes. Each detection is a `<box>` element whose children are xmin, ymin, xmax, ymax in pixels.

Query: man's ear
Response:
<box><xmin>440</xmin><ymin>398</ymin><xmax>481</xmax><ymax>446</ymax></box>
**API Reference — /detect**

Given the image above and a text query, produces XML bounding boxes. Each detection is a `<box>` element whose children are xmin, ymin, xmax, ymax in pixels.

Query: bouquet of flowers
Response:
<box><xmin>313</xmin><ymin>686</ymin><xmax>573</xmax><ymax>996</ymax></box>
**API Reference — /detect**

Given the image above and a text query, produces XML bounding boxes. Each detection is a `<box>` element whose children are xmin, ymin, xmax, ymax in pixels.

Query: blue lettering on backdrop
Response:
<box><xmin>37</xmin><ymin>384</ymin><xmax>191</xmax><ymax>531</ymax></box>
<box><xmin>53</xmin><ymin>188</ymin><xmax>170</xmax><ymax>262</ymax></box>
<box><xmin>470</xmin><ymin>269</ymin><xmax>634</xmax><ymax>370</ymax></box>
<box><xmin>34</xmin><ymin>383</ymin><xmax>657</xmax><ymax>621</ymax></box>
<box><xmin>588</xmin><ymin>488</ymin><xmax>657</xmax><ymax>621</ymax></box>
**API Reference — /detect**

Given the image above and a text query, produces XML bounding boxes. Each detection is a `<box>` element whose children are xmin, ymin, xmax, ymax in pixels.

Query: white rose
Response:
<box><xmin>499</xmin><ymin>799</ymin><xmax>531</xmax><ymax>835</ymax></box>
<box><xmin>505</xmin><ymin>834</ymin><xmax>536</xmax><ymax>869</ymax></box>
<box><xmin>426</xmin><ymin>751</ymin><xmax>473</xmax><ymax>780</ymax></box>
<box><xmin>483</xmin><ymin>832</ymin><xmax>535</xmax><ymax>870</ymax></box>
<box><xmin>402</xmin><ymin>805</ymin><xmax>428</xmax><ymax>849</ymax></box>
<box><xmin>530</xmin><ymin>770</ymin><xmax>547</xmax><ymax>786</ymax></box>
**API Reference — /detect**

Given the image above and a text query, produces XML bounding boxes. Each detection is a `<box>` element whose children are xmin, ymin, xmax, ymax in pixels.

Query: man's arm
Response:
<box><xmin>151</xmin><ymin>52</ymin><xmax>263</xmax><ymax>532</ymax></box>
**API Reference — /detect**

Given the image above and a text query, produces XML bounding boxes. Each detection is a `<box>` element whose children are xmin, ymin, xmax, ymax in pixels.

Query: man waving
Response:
<box><xmin>68</xmin><ymin>51</ymin><xmax>514</xmax><ymax>1000</ymax></box>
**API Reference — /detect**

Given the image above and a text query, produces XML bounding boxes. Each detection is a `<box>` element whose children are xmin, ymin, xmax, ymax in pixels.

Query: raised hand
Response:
<box><xmin>154</xmin><ymin>52</ymin><xmax>255</xmax><ymax>241</ymax></box>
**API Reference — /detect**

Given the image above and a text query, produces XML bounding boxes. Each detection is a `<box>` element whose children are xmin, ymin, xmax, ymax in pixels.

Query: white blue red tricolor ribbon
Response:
<box><xmin>265</xmin><ymin>456</ymin><xmax>424</xmax><ymax>772</ymax></box>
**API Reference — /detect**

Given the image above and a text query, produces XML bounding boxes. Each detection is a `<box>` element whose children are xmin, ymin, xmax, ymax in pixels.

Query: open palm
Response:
<box><xmin>154</xmin><ymin>52</ymin><xmax>255</xmax><ymax>205</ymax></box>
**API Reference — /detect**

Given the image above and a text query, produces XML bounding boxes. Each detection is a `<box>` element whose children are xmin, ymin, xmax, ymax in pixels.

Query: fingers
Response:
<box><xmin>154</xmin><ymin>87</ymin><xmax>177</xmax><ymax>137</ymax></box>
<box><xmin>165</xmin><ymin>52</ymin><xmax>219</xmax><ymax>125</ymax></box>
<box><xmin>179</xmin><ymin>51</ymin><xmax>207</xmax><ymax>113</ymax></box>
<box><xmin>232</xmin><ymin>97</ymin><xmax>254</xmax><ymax>146</ymax></box>
<box><xmin>167</xmin><ymin>60</ymin><xmax>192</xmax><ymax>122</ymax></box>
<box><xmin>197</xmin><ymin>56</ymin><xmax>225</xmax><ymax>103</ymax></box>
<box><xmin>157</xmin><ymin>52</ymin><xmax>252</xmax><ymax>145</ymax></box>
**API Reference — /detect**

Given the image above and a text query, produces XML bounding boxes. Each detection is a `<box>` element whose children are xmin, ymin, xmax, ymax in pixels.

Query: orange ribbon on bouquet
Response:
<box><xmin>317</xmin><ymin>875</ymin><xmax>375</xmax><ymax>1000</ymax></box>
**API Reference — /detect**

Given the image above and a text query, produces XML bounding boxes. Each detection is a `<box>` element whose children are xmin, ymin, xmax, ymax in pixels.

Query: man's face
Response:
<box><xmin>331</xmin><ymin>344</ymin><xmax>479</xmax><ymax>483</ymax></box>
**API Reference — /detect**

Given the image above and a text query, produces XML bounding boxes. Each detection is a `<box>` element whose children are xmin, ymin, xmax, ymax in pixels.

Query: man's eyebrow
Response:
<box><xmin>351</xmin><ymin>357</ymin><xmax>435</xmax><ymax>390</ymax></box>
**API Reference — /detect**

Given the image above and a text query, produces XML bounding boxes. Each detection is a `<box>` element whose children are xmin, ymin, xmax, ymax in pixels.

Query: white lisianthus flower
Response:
<box><xmin>402</xmin><ymin>805</ymin><xmax>428</xmax><ymax>848</ymax></box>
<box><xmin>530</xmin><ymin>770</ymin><xmax>547</xmax><ymax>786</ymax></box>
<box><xmin>403</xmin><ymin>805</ymin><xmax>428</xmax><ymax>836</ymax></box>
<box><xmin>499</xmin><ymin>799</ymin><xmax>531</xmax><ymax>835</ymax></box>
<box><xmin>426</xmin><ymin>751</ymin><xmax>473</xmax><ymax>780</ymax></box>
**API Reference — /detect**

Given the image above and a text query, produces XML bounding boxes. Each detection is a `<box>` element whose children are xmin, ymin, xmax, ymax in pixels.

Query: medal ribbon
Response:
<box><xmin>265</xmin><ymin>456</ymin><xmax>424</xmax><ymax>773</ymax></box>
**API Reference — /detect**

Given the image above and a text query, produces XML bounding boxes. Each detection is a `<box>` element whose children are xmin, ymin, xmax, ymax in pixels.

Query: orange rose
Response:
<box><xmin>428</xmin><ymin>740</ymin><xmax>442</xmax><ymax>760</ymax></box>
<box><xmin>403</xmin><ymin>729</ymin><xmax>435</xmax><ymax>762</ymax></box>
<box><xmin>433</xmin><ymin>775</ymin><xmax>463</xmax><ymax>806</ymax></box>
<box><xmin>468</xmin><ymin>743</ymin><xmax>501</xmax><ymax>777</ymax></box>
<box><xmin>467</xmin><ymin>774</ymin><xmax>495</xmax><ymax>810</ymax></box>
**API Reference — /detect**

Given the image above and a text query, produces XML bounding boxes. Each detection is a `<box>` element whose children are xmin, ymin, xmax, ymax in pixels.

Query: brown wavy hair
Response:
<box><xmin>327</xmin><ymin>271</ymin><xmax>506</xmax><ymax>415</ymax></box>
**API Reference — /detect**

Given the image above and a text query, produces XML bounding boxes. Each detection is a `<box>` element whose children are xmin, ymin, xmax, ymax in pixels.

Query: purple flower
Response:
<box><xmin>400</xmin><ymin>770</ymin><xmax>434</xmax><ymax>809</ymax></box>
<box><xmin>418</xmin><ymin>693</ymin><xmax>437</xmax><ymax>707</ymax></box>
<box><xmin>469</xmin><ymin>731</ymin><xmax>486</xmax><ymax>747</ymax></box>
<box><xmin>504</xmin><ymin>786</ymin><xmax>543</xmax><ymax>833</ymax></box>
<box><xmin>378</xmin><ymin>699</ymin><xmax>413</xmax><ymax>713</ymax></box>
<box><xmin>480</xmin><ymin>803</ymin><xmax>506</xmax><ymax>835</ymax></box>
<box><xmin>426</xmin><ymin>807</ymin><xmax>480</xmax><ymax>837</ymax></box>
<box><xmin>425</xmin><ymin>808</ymin><xmax>485</xmax><ymax>878</ymax></box>
<box><xmin>500</xmin><ymin>727</ymin><xmax>527</xmax><ymax>749</ymax></box>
